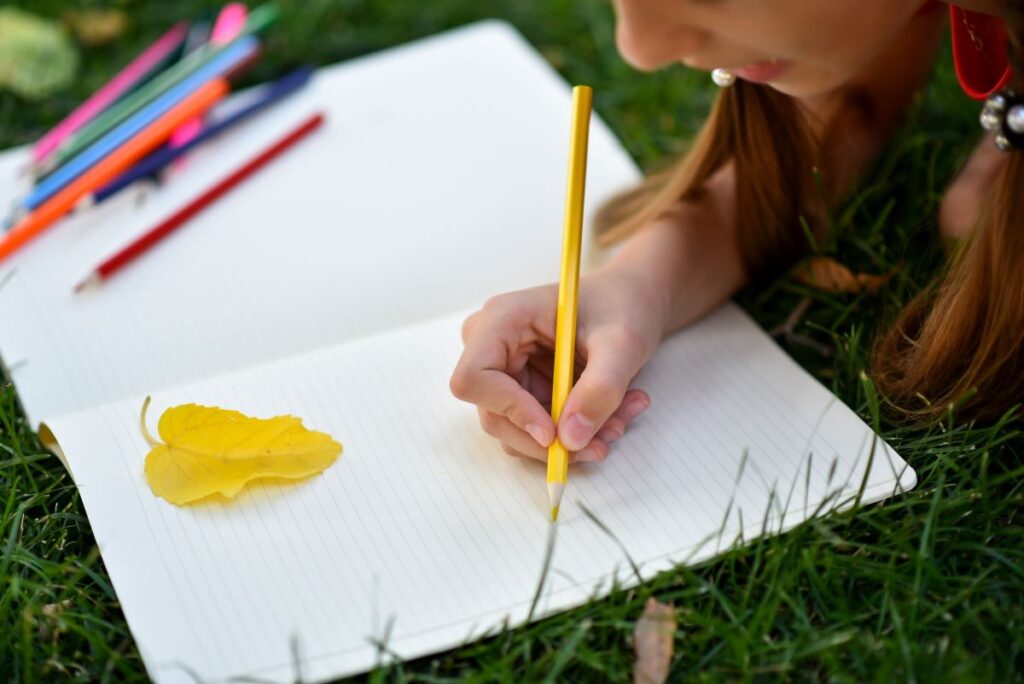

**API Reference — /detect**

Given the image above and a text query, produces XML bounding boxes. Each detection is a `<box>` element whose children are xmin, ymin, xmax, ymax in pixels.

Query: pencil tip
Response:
<box><xmin>75</xmin><ymin>193</ymin><xmax>96</xmax><ymax>212</ymax></box>
<box><xmin>547</xmin><ymin>481</ymin><xmax>565</xmax><ymax>522</ymax></box>
<box><xmin>3</xmin><ymin>206</ymin><xmax>27</xmax><ymax>232</ymax></box>
<box><xmin>73</xmin><ymin>272</ymin><xmax>100</xmax><ymax>294</ymax></box>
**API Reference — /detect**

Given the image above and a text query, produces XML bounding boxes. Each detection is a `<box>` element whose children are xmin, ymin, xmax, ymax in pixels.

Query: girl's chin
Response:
<box><xmin>747</xmin><ymin>66</ymin><xmax>848</xmax><ymax>101</ymax></box>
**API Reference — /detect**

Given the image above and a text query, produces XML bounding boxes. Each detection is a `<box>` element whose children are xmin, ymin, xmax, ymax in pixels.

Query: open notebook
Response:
<box><xmin>0</xmin><ymin>21</ymin><xmax>916</xmax><ymax>684</ymax></box>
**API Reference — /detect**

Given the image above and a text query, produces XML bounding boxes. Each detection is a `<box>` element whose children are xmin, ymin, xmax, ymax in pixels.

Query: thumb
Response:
<box><xmin>556</xmin><ymin>331</ymin><xmax>647</xmax><ymax>451</ymax></box>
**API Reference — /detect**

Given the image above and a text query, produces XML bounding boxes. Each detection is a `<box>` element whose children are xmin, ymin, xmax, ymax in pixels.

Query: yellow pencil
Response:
<box><xmin>547</xmin><ymin>85</ymin><xmax>592</xmax><ymax>523</ymax></box>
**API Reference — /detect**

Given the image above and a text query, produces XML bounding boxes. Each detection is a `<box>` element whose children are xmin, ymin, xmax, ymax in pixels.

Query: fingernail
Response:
<box><xmin>623</xmin><ymin>396</ymin><xmax>650</xmax><ymax>421</ymax></box>
<box><xmin>526</xmin><ymin>423</ymin><xmax>550</xmax><ymax>447</ymax></box>
<box><xmin>560</xmin><ymin>413</ymin><xmax>595</xmax><ymax>451</ymax></box>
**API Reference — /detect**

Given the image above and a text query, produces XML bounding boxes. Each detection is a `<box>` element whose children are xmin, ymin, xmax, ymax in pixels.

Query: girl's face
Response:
<box><xmin>612</xmin><ymin>0</ymin><xmax>930</xmax><ymax>98</ymax></box>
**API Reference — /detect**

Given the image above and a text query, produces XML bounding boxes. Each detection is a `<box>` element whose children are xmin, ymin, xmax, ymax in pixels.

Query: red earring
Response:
<box><xmin>950</xmin><ymin>7</ymin><xmax>1012</xmax><ymax>100</ymax></box>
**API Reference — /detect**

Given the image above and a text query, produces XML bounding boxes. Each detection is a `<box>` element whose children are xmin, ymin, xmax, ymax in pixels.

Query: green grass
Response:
<box><xmin>2</xmin><ymin>1</ymin><xmax>1023</xmax><ymax>681</ymax></box>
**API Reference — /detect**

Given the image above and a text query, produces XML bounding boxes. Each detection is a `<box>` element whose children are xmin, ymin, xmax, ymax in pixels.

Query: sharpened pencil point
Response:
<box><xmin>547</xmin><ymin>481</ymin><xmax>564</xmax><ymax>522</ymax></box>
<box><xmin>74</xmin><ymin>193</ymin><xmax>97</xmax><ymax>213</ymax></box>
<box><xmin>2</xmin><ymin>205</ymin><xmax>26</xmax><ymax>233</ymax></box>
<box><xmin>73</xmin><ymin>272</ymin><xmax>101</xmax><ymax>294</ymax></box>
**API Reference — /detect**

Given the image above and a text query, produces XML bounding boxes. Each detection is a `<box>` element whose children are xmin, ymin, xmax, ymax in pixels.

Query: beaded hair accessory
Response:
<box><xmin>980</xmin><ymin>89</ymin><xmax>1024</xmax><ymax>151</ymax></box>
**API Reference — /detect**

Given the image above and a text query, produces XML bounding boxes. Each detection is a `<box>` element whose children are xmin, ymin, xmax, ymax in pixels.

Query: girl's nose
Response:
<box><xmin>614</xmin><ymin>0</ymin><xmax>706</xmax><ymax>71</ymax></box>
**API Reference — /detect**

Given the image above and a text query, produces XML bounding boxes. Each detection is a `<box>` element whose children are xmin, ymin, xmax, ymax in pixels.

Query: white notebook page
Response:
<box><xmin>47</xmin><ymin>306</ymin><xmax>915</xmax><ymax>684</ymax></box>
<box><xmin>0</xmin><ymin>21</ymin><xmax>637</xmax><ymax>425</ymax></box>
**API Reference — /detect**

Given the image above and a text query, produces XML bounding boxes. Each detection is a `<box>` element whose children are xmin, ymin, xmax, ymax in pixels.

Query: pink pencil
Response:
<box><xmin>31</xmin><ymin>22</ymin><xmax>190</xmax><ymax>167</ymax></box>
<box><xmin>169</xmin><ymin>4</ymin><xmax>248</xmax><ymax>156</ymax></box>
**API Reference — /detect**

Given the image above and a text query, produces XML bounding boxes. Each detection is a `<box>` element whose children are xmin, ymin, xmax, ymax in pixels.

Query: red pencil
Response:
<box><xmin>74</xmin><ymin>112</ymin><xmax>325</xmax><ymax>293</ymax></box>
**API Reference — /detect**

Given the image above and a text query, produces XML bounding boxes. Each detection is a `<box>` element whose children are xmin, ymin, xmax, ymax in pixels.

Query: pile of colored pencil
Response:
<box><xmin>2</xmin><ymin>3</ymin><xmax>326</xmax><ymax>291</ymax></box>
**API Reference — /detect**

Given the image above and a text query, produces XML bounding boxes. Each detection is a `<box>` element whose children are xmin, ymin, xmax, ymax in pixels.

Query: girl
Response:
<box><xmin>449</xmin><ymin>0</ymin><xmax>1023</xmax><ymax>463</ymax></box>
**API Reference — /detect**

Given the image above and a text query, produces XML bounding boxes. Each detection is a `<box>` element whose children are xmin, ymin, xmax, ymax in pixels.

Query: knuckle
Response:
<box><xmin>592</xmin><ymin>441</ymin><xmax>611</xmax><ymax>461</ymax></box>
<box><xmin>581</xmin><ymin>374</ymin><xmax>623</xmax><ymax>409</ymax></box>
<box><xmin>479</xmin><ymin>410</ymin><xmax>502</xmax><ymax>436</ymax></box>
<box><xmin>575</xmin><ymin>445</ymin><xmax>609</xmax><ymax>463</ymax></box>
<box><xmin>481</xmin><ymin>292</ymin><xmax>512</xmax><ymax>315</ymax></box>
<box><xmin>497</xmin><ymin>397</ymin><xmax>527</xmax><ymax>427</ymax></box>
<box><xmin>481</xmin><ymin>290</ymin><xmax>539</xmax><ymax>329</ymax></box>
<box><xmin>459</xmin><ymin>312</ymin><xmax>479</xmax><ymax>343</ymax></box>
<box><xmin>500</xmin><ymin>444</ymin><xmax>521</xmax><ymax>458</ymax></box>
<box><xmin>603</xmin><ymin>326</ymin><xmax>648</xmax><ymax>357</ymax></box>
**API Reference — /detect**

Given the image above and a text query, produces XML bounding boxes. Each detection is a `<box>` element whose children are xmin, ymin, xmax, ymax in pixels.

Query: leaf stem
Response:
<box><xmin>139</xmin><ymin>396</ymin><xmax>161</xmax><ymax>447</ymax></box>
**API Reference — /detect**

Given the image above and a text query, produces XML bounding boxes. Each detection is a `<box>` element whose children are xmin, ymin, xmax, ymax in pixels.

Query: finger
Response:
<box><xmin>501</xmin><ymin>443</ymin><xmax>610</xmax><ymax>463</ymax></box>
<box><xmin>573</xmin><ymin>438</ymin><xmax>611</xmax><ymax>463</ymax></box>
<box><xmin>557</xmin><ymin>330</ymin><xmax>649</xmax><ymax>451</ymax></box>
<box><xmin>594</xmin><ymin>389</ymin><xmax>651</xmax><ymax>442</ymax></box>
<box><xmin>478</xmin><ymin>408</ymin><xmax>615</xmax><ymax>463</ymax></box>
<box><xmin>478</xmin><ymin>408</ymin><xmax>549</xmax><ymax>461</ymax></box>
<box><xmin>452</xmin><ymin>337</ymin><xmax>555</xmax><ymax>447</ymax></box>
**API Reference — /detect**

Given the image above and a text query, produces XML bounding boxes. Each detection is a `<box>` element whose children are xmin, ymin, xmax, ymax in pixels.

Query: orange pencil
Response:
<box><xmin>0</xmin><ymin>78</ymin><xmax>230</xmax><ymax>263</ymax></box>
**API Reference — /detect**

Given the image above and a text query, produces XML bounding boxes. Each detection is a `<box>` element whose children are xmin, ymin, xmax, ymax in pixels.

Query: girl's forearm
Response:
<box><xmin>599</xmin><ymin>164</ymin><xmax>746</xmax><ymax>337</ymax></box>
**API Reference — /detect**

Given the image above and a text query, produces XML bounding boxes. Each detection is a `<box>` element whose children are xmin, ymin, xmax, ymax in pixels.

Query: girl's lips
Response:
<box><xmin>733</xmin><ymin>59</ymin><xmax>790</xmax><ymax>83</ymax></box>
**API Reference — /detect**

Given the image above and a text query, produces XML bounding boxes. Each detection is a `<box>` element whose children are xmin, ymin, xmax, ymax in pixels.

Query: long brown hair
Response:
<box><xmin>594</xmin><ymin>81</ymin><xmax>820</xmax><ymax>284</ymax></box>
<box><xmin>874</xmin><ymin>5</ymin><xmax>1024</xmax><ymax>422</ymax></box>
<box><xmin>595</xmin><ymin>5</ymin><xmax>1024</xmax><ymax>423</ymax></box>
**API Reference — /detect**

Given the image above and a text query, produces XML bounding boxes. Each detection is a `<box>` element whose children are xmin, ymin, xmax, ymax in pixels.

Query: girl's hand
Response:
<box><xmin>450</xmin><ymin>268</ymin><xmax>663</xmax><ymax>462</ymax></box>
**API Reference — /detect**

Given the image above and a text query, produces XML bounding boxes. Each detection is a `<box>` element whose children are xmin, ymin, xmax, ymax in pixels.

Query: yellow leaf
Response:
<box><xmin>140</xmin><ymin>397</ymin><xmax>342</xmax><ymax>506</ymax></box>
<box><xmin>633</xmin><ymin>597</ymin><xmax>676</xmax><ymax>684</ymax></box>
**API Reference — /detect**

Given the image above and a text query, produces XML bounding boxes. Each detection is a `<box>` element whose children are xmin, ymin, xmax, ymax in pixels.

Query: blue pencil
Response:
<box><xmin>13</xmin><ymin>36</ymin><xmax>260</xmax><ymax>219</ymax></box>
<box><xmin>82</xmin><ymin>66</ymin><xmax>314</xmax><ymax>209</ymax></box>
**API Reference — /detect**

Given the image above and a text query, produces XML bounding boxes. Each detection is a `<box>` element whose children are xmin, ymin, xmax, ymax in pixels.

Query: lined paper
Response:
<box><xmin>47</xmin><ymin>305</ymin><xmax>915</xmax><ymax>684</ymax></box>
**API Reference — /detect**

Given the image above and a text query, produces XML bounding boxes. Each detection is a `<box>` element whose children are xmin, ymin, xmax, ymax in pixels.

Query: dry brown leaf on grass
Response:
<box><xmin>791</xmin><ymin>255</ymin><xmax>891</xmax><ymax>294</ymax></box>
<box><xmin>633</xmin><ymin>597</ymin><xmax>676</xmax><ymax>684</ymax></box>
<box><xmin>63</xmin><ymin>9</ymin><xmax>128</xmax><ymax>47</ymax></box>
